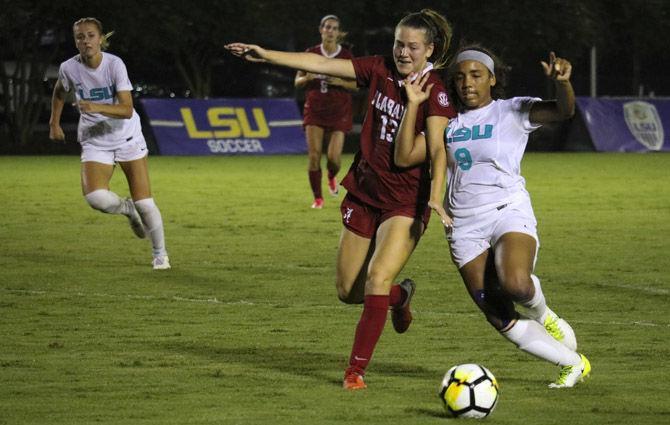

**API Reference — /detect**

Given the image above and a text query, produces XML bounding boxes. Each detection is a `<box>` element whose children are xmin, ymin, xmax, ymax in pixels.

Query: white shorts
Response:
<box><xmin>447</xmin><ymin>194</ymin><xmax>539</xmax><ymax>269</ymax></box>
<box><xmin>80</xmin><ymin>136</ymin><xmax>148</xmax><ymax>164</ymax></box>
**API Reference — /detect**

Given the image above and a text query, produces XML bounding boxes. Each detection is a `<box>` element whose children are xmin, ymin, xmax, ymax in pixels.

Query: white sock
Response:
<box><xmin>85</xmin><ymin>189</ymin><xmax>130</xmax><ymax>215</ymax></box>
<box><xmin>518</xmin><ymin>274</ymin><xmax>548</xmax><ymax>322</ymax></box>
<box><xmin>501</xmin><ymin>317</ymin><xmax>581</xmax><ymax>366</ymax></box>
<box><xmin>134</xmin><ymin>198</ymin><xmax>167</xmax><ymax>257</ymax></box>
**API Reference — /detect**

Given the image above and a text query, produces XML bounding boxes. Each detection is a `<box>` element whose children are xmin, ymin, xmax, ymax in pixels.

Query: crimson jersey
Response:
<box><xmin>302</xmin><ymin>44</ymin><xmax>353</xmax><ymax>131</ymax></box>
<box><xmin>341</xmin><ymin>56</ymin><xmax>456</xmax><ymax>209</ymax></box>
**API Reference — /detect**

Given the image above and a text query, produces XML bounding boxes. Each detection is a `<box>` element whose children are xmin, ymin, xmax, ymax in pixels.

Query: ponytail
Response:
<box><xmin>397</xmin><ymin>9</ymin><xmax>453</xmax><ymax>69</ymax></box>
<box><xmin>73</xmin><ymin>17</ymin><xmax>114</xmax><ymax>51</ymax></box>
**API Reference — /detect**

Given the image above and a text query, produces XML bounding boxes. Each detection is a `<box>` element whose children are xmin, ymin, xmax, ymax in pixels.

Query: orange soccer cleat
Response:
<box><xmin>343</xmin><ymin>371</ymin><xmax>367</xmax><ymax>390</ymax></box>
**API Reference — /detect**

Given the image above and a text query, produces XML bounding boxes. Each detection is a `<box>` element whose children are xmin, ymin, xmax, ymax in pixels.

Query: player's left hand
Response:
<box><xmin>77</xmin><ymin>100</ymin><xmax>97</xmax><ymax>114</ymax></box>
<box><xmin>541</xmin><ymin>51</ymin><xmax>571</xmax><ymax>82</ymax></box>
<box><xmin>224</xmin><ymin>43</ymin><xmax>267</xmax><ymax>63</ymax></box>
<box><xmin>403</xmin><ymin>72</ymin><xmax>434</xmax><ymax>105</ymax></box>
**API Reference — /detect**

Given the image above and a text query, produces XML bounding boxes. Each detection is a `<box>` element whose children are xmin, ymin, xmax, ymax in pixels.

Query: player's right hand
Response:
<box><xmin>49</xmin><ymin>125</ymin><xmax>65</xmax><ymax>142</ymax></box>
<box><xmin>403</xmin><ymin>72</ymin><xmax>433</xmax><ymax>105</ymax></box>
<box><xmin>224</xmin><ymin>43</ymin><xmax>267</xmax><ymax>63</ymax></box>
<box><xmin>428</xmin><ymin>199</ymin><xmax>453</xmax><ymax>232</ymax></box>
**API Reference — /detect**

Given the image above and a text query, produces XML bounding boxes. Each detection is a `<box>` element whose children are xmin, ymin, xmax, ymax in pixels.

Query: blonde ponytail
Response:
<box><xmin>73</xmin><ymin>17</ymin><xmax>114</xmax><ymax>50</ymax></box>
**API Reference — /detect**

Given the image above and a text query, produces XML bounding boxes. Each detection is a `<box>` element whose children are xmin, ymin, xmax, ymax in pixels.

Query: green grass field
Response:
<box><xmin>1</xmin><ymin>153</ymin><xmax>669</xmax><ymax>425</ymax></box>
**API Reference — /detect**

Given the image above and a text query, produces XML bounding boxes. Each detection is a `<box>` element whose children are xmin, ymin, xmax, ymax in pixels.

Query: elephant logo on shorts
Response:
<box><xmin>343</xmin><ymin>207</ymin><xmax>353</xmax><ymax>224</ymax></box>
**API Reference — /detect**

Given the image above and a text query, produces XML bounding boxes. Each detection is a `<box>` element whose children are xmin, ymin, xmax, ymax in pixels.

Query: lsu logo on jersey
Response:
<box><xmin>77</xmin><ymin>85</ymin><xmax>115</xmax><ymax>101</ymax></box>
<box><xmin>445</xmin><ymin>124</ymin><xmax>494</xmax><ymax>171</ymax></box>
<box><xmin>446</xmin><ymin>124</ymin><xmax>493</xmax><ymax>144</ymax></box>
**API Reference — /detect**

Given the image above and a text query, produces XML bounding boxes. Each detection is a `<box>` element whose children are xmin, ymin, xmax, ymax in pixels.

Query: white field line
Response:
<box><xmin>4</xmin><ymin>288</ymin><xmax>670</xmax><ymax>328</ymax></box>
<box><xmin>593</xmin><ymin>282</ymin><xmax>669</xmax><ymax>295</ymax></box>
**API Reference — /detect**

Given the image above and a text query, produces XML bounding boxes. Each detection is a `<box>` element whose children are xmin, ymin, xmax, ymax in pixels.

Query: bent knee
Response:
<box><xmin>85</xmin><ymin>189</ymin><xmax>119</xmax><ymax>213</ymax></box>
<box><xmin>483</xmin><ymin>310</ymin><xmax>517</xmax><ymax>331</ymax></box>
<box><xmin>365</xmin><ymin>272</ymin><xmax>393</xmax><ymax>294</ymax></box>
<box><xmin>499</xmin><ymin>273</ymin><xmax>534</xmax><ymax>303</ymax></box>
<box><xmin>336</xmin><ymin>280</ymin><xmax>363</xmax><ymax>304</ymax></box>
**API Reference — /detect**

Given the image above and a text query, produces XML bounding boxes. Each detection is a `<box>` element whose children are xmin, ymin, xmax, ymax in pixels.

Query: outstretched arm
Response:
<box><xmin>529</xmin><ymin>51</ymin><xmax>575</xmax><ymax>123</ymax></box>
<box><xmin>325</xmin><ymin>76</ymin><xmax>358</xmax><ymax>92</ymax></box>
<box><xmin>225</xmin><ymin>43</ymin><xmax>356</xmax><ymax>79</ymax></box>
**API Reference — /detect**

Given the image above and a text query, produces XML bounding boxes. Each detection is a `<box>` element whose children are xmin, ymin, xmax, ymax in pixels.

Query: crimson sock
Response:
<box><xmin>308</xmin><ymin>169</ymin><xmax>322</xmax><ymax>199</ymax></box>
<box><xmin>347</xmin><ymin>295</ymin><xmax>389</xmax><ymax>375</ymax></box>
<box><xmin>389</xmin><ymin>284</ymin><xmax>404</xmax><ymax>307</ymax></box>
<box><xmin>327</xmin><ymin>168</ymin><xmax>338</xmax><ymax>181</ymax></box>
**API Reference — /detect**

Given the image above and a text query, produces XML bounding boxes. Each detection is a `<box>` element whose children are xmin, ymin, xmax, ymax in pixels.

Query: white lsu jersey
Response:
<box><xmin>58</xmin><ymin>52</ymin><xmax>142</xmax><ymax>148</ymax></box>
<box><xmin>444</xmin><ymin>97</ymin><xmax>541</xmax><ymax>217</ymax></box>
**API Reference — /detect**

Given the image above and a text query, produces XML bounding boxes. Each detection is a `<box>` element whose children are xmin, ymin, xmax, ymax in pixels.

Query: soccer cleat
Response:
<box><xmin>327</xmin><ymin>177</ymin><xmax>339</xmax><ymax>196</ymax></box>
<box><xmin>152</xmin><ymin>255</ymin><xmax>171</xmax><ymax>270</ymax></box>
<box><xmin>391</xmin><ymin>278</ymin><xmax>416</xmax><ymax>334</ymax></box>
<box><xmin>548</xmin><ymin>354</ymin><xmax>591</xmax><ymax>388</ymax></box>
<box><xmin>343</xmin><ymin>371</ymin><xmax>367</xmax><ymax>390</ymax></box>
<box><xmin>125</xmin><ymin>198</ymin><xmax>146</xmax><ymax>239</ymax></box>
<box><xmin>311</xmin><ymin>198</ymin><xmax>324</xmax><ymax>209</ymax></box>
<box><xmin>543</xmin><ymin>309</ymin><xmax>577</xmax><ymax>351</ymax></box>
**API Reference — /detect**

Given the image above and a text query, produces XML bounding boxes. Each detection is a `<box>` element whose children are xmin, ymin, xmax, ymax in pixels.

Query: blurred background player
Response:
<box><xmin>396</xmin><ymin>44</ymin><xmax>590</xmax><ymax>388</ymax></box>
<box><xmin>49</xmin><ymin>17</ymin><xmax>170</xmax><ymax>270</ymax></box>
<box><xmin>226</xmin><ymin>8</ymin><xmax>455</xmax><ymax>390</ymax></box>
<box><xmin>294</xmin><ymin>15</ymin><xmax>357</xmax><ymax>209</ymax></box>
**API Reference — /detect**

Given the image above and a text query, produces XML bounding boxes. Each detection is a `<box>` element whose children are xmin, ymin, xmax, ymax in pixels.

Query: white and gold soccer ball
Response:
<box><xmin>439</xmin><ymin>364</ymin><xmax>499</xmax><ymax>419</ymax></box>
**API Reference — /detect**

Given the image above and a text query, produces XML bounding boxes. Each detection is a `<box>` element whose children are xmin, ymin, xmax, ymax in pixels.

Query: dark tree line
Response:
<box><xmin>1</xmin><ymin>0</ymin><xmax>669</xmax><ymax>147</ymax></box>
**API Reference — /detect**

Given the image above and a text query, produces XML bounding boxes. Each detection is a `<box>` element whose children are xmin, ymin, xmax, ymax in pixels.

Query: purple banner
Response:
<box><xmin>576</xmin><ymin>97</ymin><xmax>669</xmax><ymax>152</ymax></box>
<box><xmin>139</xmin><ymin>98</ymin><xmax>306</xmax><ymax>155</ymax></box>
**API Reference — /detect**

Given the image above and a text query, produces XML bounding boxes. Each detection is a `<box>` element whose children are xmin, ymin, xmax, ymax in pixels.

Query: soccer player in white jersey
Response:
<box><xmin>395</xmin><ymin>44</ymin><xmax>590</xmax><ymax>388</ymax></box>
<box><xmin>49</xmin><ymin>17</ymin><xmax>170</xmax><ymax>270</ymax></box>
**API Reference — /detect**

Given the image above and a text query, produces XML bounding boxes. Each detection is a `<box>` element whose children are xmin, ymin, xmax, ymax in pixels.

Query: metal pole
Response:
<box><xmin>590</xmin><ymin>45</ymin><xmax>597</xmax><ymax>98</ymax></box>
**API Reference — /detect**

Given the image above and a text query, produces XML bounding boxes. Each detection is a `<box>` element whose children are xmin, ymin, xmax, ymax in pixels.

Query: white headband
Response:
<box><xmin>320</xmin><ymin>14</ymin><xmax>339</xmax><ymax>26</ymax></box>
<box><xmin>456</xmin><ymin>50</ymin><xmax>495</xmax><ymax>74</ymax></box>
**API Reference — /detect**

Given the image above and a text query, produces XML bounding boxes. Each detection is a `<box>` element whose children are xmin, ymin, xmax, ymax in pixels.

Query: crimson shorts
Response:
<box><xmin>303</xmin><ymin>109</ymin><xmax>352</xmax><ymax>133</ymax></box>
<box><xmin>340</xmin><ymin>193</ymin><xmax>431</xmax><ymax>239</ymax></box>
<box><xmin>302</xmin><ymin>115</ymin><xmax>352</xmax><ymax>133</ymax></box>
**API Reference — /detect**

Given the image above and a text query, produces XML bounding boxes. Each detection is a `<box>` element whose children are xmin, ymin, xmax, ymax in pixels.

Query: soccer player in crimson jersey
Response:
<box><xmin>294</xmin><ymin>15</ymin><xmax>357</xmax><ymax>209</ymax></box>
<box><xmin>226</xmin><ymin>9</ymin><xmax>456</xmax><ymax>390</ymax></box>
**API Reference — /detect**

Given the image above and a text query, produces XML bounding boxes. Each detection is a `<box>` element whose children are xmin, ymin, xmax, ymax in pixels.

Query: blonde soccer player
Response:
<box><xmin>49</xmin><ymin>17</ymin><xmax>170</xmax><ymax>270</ymax></box>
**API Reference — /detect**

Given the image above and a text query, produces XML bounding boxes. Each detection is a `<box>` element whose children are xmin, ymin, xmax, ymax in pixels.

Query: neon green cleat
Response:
<box><xmin>549</xmin><ymin>354</ymin><xmax>591</xmax><ymax>388</ymax></box>
<box><xmin>543</xmin><ymin>308</ymin><xmax>577</xmax><ymax>351</ymax></box>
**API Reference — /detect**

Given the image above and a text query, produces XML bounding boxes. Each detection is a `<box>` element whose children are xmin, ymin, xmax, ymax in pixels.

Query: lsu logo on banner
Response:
<box><xmin>181</xmin><ymin>106</ymin><xmax>269</xmax><ymax>153</ymax></box>
<box><xmin>180</xmin><ymin>107</ymin><xmax>270</xmax><ymax>139</ymax></box>
<box><xmin>623</xmin><ymin>101</ymin><xmax>665</xmax><ymax>151</ymax></box>
<box><xmin>140</xmin><ymin>98</ymin><xmax>306</xmax><ymax>155</ymax></box>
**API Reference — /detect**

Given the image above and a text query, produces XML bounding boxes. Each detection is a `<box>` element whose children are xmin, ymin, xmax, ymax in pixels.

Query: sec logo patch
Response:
<box><xmin>438</xmin><ymin>92</ymin><xmax>450</xmax><ymax>107</ymax></box>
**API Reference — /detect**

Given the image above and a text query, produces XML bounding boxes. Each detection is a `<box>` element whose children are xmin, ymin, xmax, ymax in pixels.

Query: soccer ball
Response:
<box><xmin>439</xmin><ymin>364</ymin><xmax>499</xmax><ymax>419</ymax></box>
